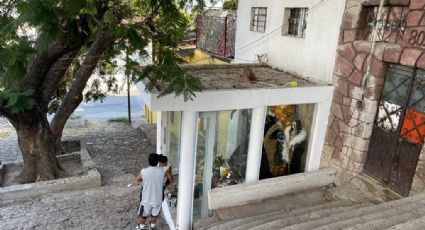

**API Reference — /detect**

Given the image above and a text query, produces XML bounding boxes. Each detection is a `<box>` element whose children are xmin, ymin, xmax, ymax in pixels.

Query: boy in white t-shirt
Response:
<box><xmin>136</xmin><ymin>153</ymin><xmax>165</xmax><ymax>230</ymax></box>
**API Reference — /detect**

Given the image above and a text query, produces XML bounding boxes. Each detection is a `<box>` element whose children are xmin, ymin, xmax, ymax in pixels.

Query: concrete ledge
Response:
<box><xmin>57</xmin><ymin>152</ymin><xmax>81</xmax><ymax>162</ymax></box>
<box><xmin>0</xmin><ymin>140</ymin><xmax>101</xmax><ymax>201</ymax></box>
<box><xmin>208</xmin><ymin>168</ymin><xmax>337</xmax><ymax>210</ymax></box>
<box><xmin>80</xmin><ymin>140</ymin><xmax>96</xmax><ymax>170</ymax></box>
<box><xmin>0</xmin><ymin>168</ymin><xmax>101</xmax><ymax>201</ymax></box>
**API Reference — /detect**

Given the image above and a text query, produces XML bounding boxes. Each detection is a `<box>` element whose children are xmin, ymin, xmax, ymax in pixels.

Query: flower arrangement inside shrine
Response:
<box><xmin>211</xmin><ymin>156</ymin><xmax>243</xmax><ymax>188</ymax></box>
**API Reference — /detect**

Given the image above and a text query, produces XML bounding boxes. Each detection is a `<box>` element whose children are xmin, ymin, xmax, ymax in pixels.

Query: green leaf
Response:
<box><xmin>63</xmin><ymin>0</ymin><xmax>87</xmax><ymax>15</ymax></box>
<box><xmin>103</xmin><ymin>10</ymin><xmax>115</xmax><ymax>24</ymax></box>
<box><xmin>83</xmin><ymin>3</ymin><xmax>98</xmax><ymax>15</ymax></box>
<box><xmin>0</xmin><ymin>90</ymin><xmax>35</xmax><ymax>113</ymax></box>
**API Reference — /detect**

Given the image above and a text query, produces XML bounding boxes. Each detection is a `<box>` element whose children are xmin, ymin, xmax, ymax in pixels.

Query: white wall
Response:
<box><xmin>235</xmin><ymin>0</ymin><xmax>346</xmax><ymax>83</ymax></box>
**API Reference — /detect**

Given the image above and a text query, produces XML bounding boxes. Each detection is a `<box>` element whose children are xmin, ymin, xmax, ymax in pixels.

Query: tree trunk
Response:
<box><xmin>16</xmin><ymin>116</ymin><xmax>60</xmax><ymax>183</ymax></box>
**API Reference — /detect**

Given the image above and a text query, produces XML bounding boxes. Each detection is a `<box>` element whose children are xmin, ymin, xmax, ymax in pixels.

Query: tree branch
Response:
<box><xmin>20</xmin><ymin>0</ymin><xmax>110</xmax><ymax>107</ymax></box>
<box><xmin>41</xmin><ymin>51</ymin><xmax>79</xmax><ymax>107</ymax></box>
<box><xmin>20</xmin><ymin>33</ymin><xmax>71</xmax><ymax>92</ymax></box>
<box><xmin>50</xmin><ymin>30</ymin><xmax>115</xmax><ymax>138</ymax></box>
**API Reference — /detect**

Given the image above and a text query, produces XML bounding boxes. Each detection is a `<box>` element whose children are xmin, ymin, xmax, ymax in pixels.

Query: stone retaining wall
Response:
<box><xmin>322</xmin><ymin>0</ymin><xmax>425</xmax><ymax>194</ymax></box>
<box><xmin>0</xmin><ymin>140</ymin><xmax>101</xmax><ymax>201</ymax></box>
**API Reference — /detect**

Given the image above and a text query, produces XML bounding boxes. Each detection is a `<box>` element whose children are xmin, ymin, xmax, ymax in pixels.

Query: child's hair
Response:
<box><xmin>148</xmin><ymin>153</ymin><xmax>159</xmax><ymax>166</ymax></box>
<box><xmin>158</xmin><ymin>155</ymin><xmax>168</xmax><ymax>164</ymax></box>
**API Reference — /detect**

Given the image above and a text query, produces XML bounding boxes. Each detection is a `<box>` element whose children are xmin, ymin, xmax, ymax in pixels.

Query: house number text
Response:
<box><xmin>408</xmin><ymin>30</ymin><xmax>425</xmax><ymax>47</ymax></box>
<box><xmin>408</xmin><ymin>11</ymin><xmax>425</xmax><ymax>47</ymax></box>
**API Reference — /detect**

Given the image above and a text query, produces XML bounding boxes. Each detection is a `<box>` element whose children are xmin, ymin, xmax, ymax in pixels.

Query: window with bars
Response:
<box><xmin>282</xmin><ymin>8</ymin><xmax>308</xmax><ymax>38</ymax></box>
<box><xmin>250</xmin><ymin>7</ymin><xmax>267</xmax><ymax>33</ymax></box>
<box><xmin>376</xmin><ymin>64</ymin><xmax>425</xmax><ymax>145</ymax></box>
<box><xmin>363</xmin><ymin>6</ymin><xmax>408</xmax><ymax>43</ymax></box>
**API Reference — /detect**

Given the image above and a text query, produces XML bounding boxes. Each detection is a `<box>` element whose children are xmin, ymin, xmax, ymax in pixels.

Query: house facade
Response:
<box><xmin>234</xmin><ymin>0</ymin><xmax>346</xmax><ymax>83</ymax></box>
<box><xmin>234</xmin><ymin>0</ymin><xmax>425</xmax><ymax>198</ymax></box>
<box><xmin>322</xmin><ymin>0</ymin><xmax>425</xmax><ymax>197</ymax></box>
<box><xmin>233</xmin><ymin>1</ymin><xmax>347</xmax><ymax>180</ymax></box>
<box><xmin>137</xmin><ymin>63</ymin><xmax>334</xmax><ymax>230</ymax></box>
<box><xmin>136</xmin><ymin>1</ymin><xmax>351</xmax><ymax>229</ymax></box>
<box><xmin>136</xmin><ymin>0</ymin><xmax>425</xmax><ymax>229</ymax></box>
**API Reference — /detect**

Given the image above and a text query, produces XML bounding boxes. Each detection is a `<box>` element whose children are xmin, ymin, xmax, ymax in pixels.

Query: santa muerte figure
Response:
<box><xmin>263</xmin><ymin>105</ymin><xmax>295</xmax><ymax>176</ymax></box>
<box><xmin>281</xmin><ymin>120</ymin><xmax>307</xmax><ymax>174</ymax></box>
<box><xmin>262</xmin><ymin>105</ymin><xmax>307</xmax><ymax>178</ymax></box>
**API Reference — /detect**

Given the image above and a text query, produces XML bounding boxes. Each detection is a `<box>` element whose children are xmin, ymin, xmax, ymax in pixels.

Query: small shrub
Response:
<box><xmin>107</xmin><ymin>117</ymin><xmax>129</xmax><ymax>123</ymax></box>
<box><xmin>69</xmin><ymin>115</ymin><xmax>82</xmax><ymax>120</ymax></box>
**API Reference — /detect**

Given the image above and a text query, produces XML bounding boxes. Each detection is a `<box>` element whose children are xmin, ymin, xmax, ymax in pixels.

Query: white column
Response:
<box><xmin>245</xmin><ymin>107</ymin><xmax>267</xmax><ymax>182</ymax></box>
<box><xmin>305</xmin><ymin>100</ymin><xmax>332</xmax><ymax>171</ymax></box>
<box><xmin>201</xmin><ymin>113</ymin><xmax>216</xmax><ymax>218</ymax></box>
<box><xmin>176</xmin><ymin>111</ymin><xmax>198</xmax><ymax>230</ymax></box>
<box><xmin>156</xmin><ymin>111</ymin><xmax>163</xmax><ymax>154</ymax></box>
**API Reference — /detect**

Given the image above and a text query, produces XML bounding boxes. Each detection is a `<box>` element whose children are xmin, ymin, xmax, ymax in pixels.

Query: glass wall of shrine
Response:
<box><xmin>163</xmin><ymin>103</ymin><xmax>315</xmax><ymax>222</ymax></box>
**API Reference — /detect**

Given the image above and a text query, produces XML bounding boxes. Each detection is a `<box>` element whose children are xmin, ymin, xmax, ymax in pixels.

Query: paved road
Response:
<box><xmin>74</xmin><ymin>95</ymin><xmax>144</xmax><ymax>119</ymax></box>
<box><xmin>0</xmin><ymin>95</ymin><xmax>145</xmax><ymax>163</ymax></box>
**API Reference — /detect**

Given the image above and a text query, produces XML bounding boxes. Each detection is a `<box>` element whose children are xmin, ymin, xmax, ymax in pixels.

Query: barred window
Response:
<box><xmin>250</xmin><ymin>7</ymin><xmax>267</xmax><ymax>33</ymax></box>
<box><xmin>283</xmin><ymin>8</ymin><xmax>308</xmax><ymax>38</ymax></box>
<box><xmin>363</xmin><ymin>6</ymin><xmax>409</xmax><ymax>43</ymax></box>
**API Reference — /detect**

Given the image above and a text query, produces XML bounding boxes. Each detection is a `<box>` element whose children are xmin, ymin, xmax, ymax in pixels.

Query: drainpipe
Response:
<box><xmin>359</xmin><ymin>0</ymin><xmax>385</xmax><ymax>109</ymax></box>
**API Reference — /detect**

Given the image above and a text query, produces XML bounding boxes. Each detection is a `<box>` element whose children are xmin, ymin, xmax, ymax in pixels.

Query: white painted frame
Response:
<box><xmin>245</xmin><ymin>107</ymin><xmax>267</xmax><ymax>182</ymax></box>
<box><xmin>137</xmin><ymin>82</ymin><xmax>333</xmax><ymax>112</ymax></box>
<box><xmin>176</xmin><ymin>111</ymin><xmax>198</xmax><ymax>230</ymax></box>
<box><xmin>136</xmin><ymin>82</ymin><xmax>334</xmax><ymax>230</ymax></box>
<box><xmin>156</xmin><ymin>111</ymin><xmax>163</xmax><ymax>154</ymax></box>
<box><xmin>137</xmin><ymin>81</ymin><xmax>333</xmax><ymax>174</ymax></box>
<box><xmin>200</xmin><ymin>112</ymin><xmax>217</xmax><ymax>219</ymax></box>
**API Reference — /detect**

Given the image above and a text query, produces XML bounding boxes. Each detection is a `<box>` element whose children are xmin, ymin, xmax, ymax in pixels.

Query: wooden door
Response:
<box><xmin>364</xmin><ymin>65</ymin><xmax>424</xmax><ymax>196</ymax></box>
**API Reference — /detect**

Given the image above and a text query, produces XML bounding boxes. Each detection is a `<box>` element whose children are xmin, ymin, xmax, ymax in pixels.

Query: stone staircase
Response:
<box><xmin>194</xmin><ymin>192</ymin><xmax>425</xmax><ymax>230</ymax></box>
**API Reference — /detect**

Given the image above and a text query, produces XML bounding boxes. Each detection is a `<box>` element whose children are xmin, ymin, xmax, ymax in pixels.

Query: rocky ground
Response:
<box><xmin>0</xmin><ymin>118</ymin><xmax>167</xmax><ymax>230</ymax></box>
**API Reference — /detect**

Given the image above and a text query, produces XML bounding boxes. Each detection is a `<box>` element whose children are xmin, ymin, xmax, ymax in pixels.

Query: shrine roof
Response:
<box><xmin>137</xmin><ymin>63</ymin><xmax>333</xmax><ymax>112</ymax></box>
<box><xmin>152</xmin><ymin>63</ymin><xmax>324</xmax><ymax>92</ymax></box>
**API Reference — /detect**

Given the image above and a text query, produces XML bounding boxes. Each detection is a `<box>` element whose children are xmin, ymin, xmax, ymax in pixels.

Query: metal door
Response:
<box><xmin>364</xmin><ymin>65</ymin><xmax>425</xmax><ymax>196</ymax></box>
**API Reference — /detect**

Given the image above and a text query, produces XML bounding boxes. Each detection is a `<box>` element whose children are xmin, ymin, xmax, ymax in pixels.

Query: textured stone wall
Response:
<box><xmin>322</xmin><ymin>0</ymin><xmax>425</xmax><ymax>188</ymax></box>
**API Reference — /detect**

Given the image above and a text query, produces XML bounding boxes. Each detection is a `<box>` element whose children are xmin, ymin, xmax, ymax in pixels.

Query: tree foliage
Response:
<box><xmin>0</xmin><ymin>0</ymin><xmax>208</xmax><ymax>182</ymax></box>
<box><xmin>223</xmin><ymin>0</ymin><xmax>238</xmax><ymax>10</ymax></box>
<box><xmin>0</xmin><ymin>0</ymin><xmax>204</xmax><ymax>119</ymax></box>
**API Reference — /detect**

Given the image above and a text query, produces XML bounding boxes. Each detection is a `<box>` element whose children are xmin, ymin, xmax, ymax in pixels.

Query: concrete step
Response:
<box><xmin>201</xmin><ymin>200</ymin><xmax>339</xmax><ymax>230</ymax></box>
<box><xmin>343</xmin><ymin>205</ymin><xmax>425</xmax><ymax>230</ymax></box>
<box><xmin>322</xmin><ymin>201</ymin><xmax>425</xmax><ymax>230</ymax></box>
<box><xmin>311</xmin><ymin>201</ymin><xmax>423</xmax><ymax>230</ymax></box>
<box><xmin>193</xmin><ymin>214</ymin><xmax>224</xmax><ymax>230</ymax></box>
<box><xmin>249</xmin><ymin>202</ymin><xmax>370</xmax><ymax>230</ymax></box>
<box><xmin>287</xmin><ymin>193</ymin><xmax>425</xmax><ymax>230</ymax></box>
<box><xmin>232</xmin><ymin>201</ymin><xmax>353</xmax><ymax>230</ymax></box>
<box><xmin>209</xmin><ymin>168</ymin><xmax>336</xmax><ymax>210</ymax></box>
<box><xmin>384</xmin><ymin>215</ymin><xmax>425</xmax><ymax>230</ymax></box>
<box><xmin>197</xmin><ymin>188</ymin><xmax>425</xmax><ymax>230</ymax></box>
<box><xmin>195</xmin><ymin>188</ymin><xmax>331</xmax><ymax>230</ymax></box>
